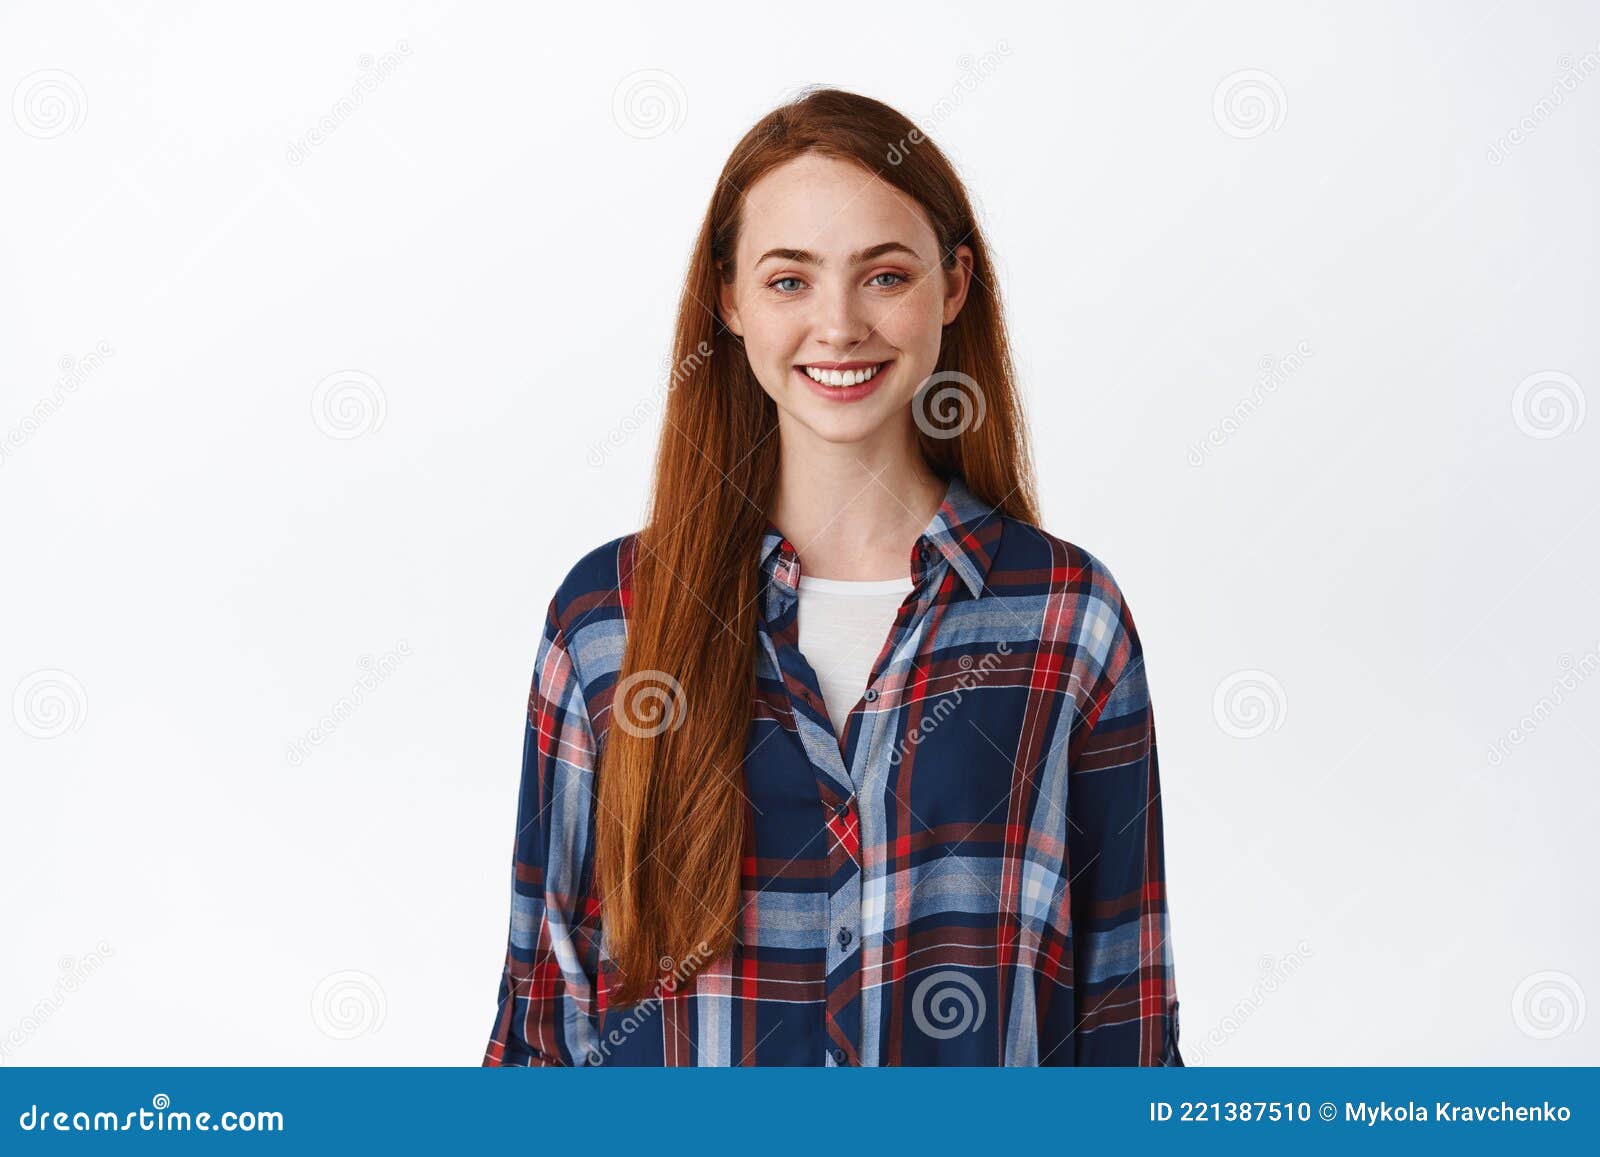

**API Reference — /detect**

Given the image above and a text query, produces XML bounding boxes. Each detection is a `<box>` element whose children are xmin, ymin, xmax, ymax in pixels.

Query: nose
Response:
<box><xmin>813</xmin><ymin>282</ymin><xmax>871</xmax><ymax>352</ymax></box>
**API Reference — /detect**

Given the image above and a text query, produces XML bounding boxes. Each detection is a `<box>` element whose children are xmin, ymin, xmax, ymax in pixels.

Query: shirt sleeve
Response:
<box><xmin>483</xmin><ymin>598</ymin><xmax>604</xmax><ymax>1067</ymax></box>
<box><xmin>1067</xmin><ymin>595</ymin><xmax>1183</xmax><ymax>1066</ymax></box>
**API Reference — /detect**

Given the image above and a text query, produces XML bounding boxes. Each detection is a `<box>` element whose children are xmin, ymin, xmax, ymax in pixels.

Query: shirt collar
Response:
<box><xmin>757</xmin><ymin>472</ymin><xmax>1001</xmax><ymax>602</ymax></box>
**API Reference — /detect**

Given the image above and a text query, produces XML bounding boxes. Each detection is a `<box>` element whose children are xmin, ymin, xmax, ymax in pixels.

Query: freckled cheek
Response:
<box><xmin>741</xmin><ymin>306</ymin><xmax>808</xmax><ymax>368</ymax></box>
<box><xmin>869</xmin><ymin>295</ymin><xmax>943</xmax><ymax>359</ymax></box>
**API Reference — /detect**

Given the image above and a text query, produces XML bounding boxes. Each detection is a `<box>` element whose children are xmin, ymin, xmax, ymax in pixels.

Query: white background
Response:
<box><xmin>2</xmin><ymin>0</ymin><xmax>1595</xmax><ymax>1065</ymax></box>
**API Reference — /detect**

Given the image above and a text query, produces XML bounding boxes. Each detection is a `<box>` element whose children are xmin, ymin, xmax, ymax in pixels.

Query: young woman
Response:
<box><xmin>484</xmin><ymin>87</ymin><xmax>1182</xmax><ymax>1067</ymax></box>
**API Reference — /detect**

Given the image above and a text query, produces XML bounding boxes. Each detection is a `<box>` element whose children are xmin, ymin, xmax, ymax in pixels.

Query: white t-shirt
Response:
<box><xmin>795</xmin><ymin>574</ymin><xmax>915</xmax><ymax>738</ymax></box>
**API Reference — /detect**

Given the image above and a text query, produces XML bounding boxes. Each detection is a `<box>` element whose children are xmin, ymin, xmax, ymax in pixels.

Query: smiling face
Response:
<box><xmin>717</xmin><ymin>153</ymin><xmax>973</xmax><ymax>450</ymax></box>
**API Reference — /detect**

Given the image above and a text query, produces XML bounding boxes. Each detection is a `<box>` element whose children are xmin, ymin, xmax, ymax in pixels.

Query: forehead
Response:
<box><xmin>737</xmin><ymin>153</ymin><xmax>937</xmax><ymax>262</ymax></box>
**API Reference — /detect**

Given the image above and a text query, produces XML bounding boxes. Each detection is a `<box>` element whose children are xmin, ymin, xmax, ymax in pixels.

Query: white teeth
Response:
<box><xmin>803</xmin><ymin>363</ymin><xmax>883</xmax><ymax>387</ymax></box>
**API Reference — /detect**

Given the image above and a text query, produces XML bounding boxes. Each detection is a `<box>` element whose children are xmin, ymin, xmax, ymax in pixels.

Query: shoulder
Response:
<box><xmin>546</xmin><ymin>531</ymin><xmax>636</xmax><ymax>625</ymax></box>
<box><xmin>989</xmin><ymin>516</ymin><xmax>1134</xmax><ymax>621</ymax></box>
<box><xmin>989</xmin><ymin>516</ymin><xmax>1146</xmax><ymax>692</ymax></box>
<box><xmin>539</xmin><ymin>531</ymin><xmax>641</xmax><ymax>690</ymax></box>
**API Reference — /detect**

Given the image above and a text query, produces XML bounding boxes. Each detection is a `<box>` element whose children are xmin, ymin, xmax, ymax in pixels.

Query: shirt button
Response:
<box><xmin>830</xmin><ymin>1047</ymin><xmax>847</xmax><ymax>1065</ymax></box>
<box><xmin>837</xmin><ymin>926</ymin><xmax>852</xmax><ymax>949</ymax></box>
<box><xmin>863</xmin><ymin>687</ymin><xmax>878</xmax><ymax>702</ymax></box>
<box><xmin>835</xmin><ymin>799</ymin><xmax>851</xmax><ymax>818</ymax></box>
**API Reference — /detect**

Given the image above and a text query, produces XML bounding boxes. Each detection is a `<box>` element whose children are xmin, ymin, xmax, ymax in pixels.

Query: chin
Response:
<box><xmin>790</xmin><ymin>407</ymin><xmax>895</xmax><ymax>446</ymax></box>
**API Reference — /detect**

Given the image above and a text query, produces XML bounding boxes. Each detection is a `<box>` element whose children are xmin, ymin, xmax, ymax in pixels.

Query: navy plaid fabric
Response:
<box><xmin>485</xmin><ymin>473</ymin><xmax>1182</xmax><ymax>1066</ymax></box>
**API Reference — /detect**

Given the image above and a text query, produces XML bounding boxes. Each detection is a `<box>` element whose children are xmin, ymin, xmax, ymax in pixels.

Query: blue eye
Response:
<box><xmin>870</xmin><ymin>271</ymin><xmax>906</xmax><ymax>288</ymax></box>
<box><xmin>770</xmin><ymin>276</ymin><xmax>804</xmax><ymax>293</ymax></box>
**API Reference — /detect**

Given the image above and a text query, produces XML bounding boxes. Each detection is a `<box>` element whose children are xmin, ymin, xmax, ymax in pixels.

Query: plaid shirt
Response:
<box><xmin>484</xmin><ymin>474</ymin><xmax>1182</xmax><ymax>1066</ymax></box>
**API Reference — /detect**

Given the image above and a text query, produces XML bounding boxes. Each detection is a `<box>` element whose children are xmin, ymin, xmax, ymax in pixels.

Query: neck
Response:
<box><xmin>768</xmin><ymin>423</ymin><xmax>947</xmax><ymax>582</ymax></box>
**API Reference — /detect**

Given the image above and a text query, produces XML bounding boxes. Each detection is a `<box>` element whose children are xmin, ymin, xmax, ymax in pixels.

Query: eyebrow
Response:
<box><xmin>753</xmin><ymin>241</ymin><xmax>922</xmax><ymax>267</ymax></box>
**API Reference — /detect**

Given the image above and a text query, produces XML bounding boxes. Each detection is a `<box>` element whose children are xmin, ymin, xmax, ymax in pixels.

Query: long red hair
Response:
<box><xmin>595</xmin><ymin>86</ymin><xmax>1040</xmax><ymax>1004</ymax></box>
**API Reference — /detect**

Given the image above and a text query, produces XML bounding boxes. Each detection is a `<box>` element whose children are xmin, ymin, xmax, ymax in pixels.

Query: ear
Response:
<box><xmin>716</xmin><ymin>265</ymin><xmax>744</xmax><ymax>337</ymax></box>
<box><xmin>941</xmin><ymin>244</ymin><xmax>975</xmax><ymax>326</ymax></box>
